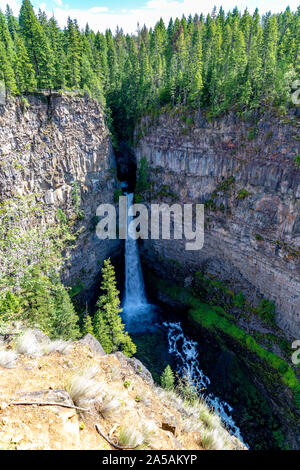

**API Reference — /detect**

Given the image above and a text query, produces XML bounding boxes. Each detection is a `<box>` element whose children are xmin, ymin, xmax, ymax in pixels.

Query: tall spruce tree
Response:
<box><xmin>93</xmin><ymin>259</ymin><xmax>136</xmax><ymax>357</ymax></box>
<box><xmin>19</xmin><ymin>0</ymin><xmax>54</xmax><ymax>88</ymax></box>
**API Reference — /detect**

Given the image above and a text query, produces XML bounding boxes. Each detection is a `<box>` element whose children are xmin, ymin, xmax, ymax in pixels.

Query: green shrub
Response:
<box><xmin>176</xmin><ymin>374</ymin><xmax>198</xmax><ymax>404</ymax></box>
<box><xmin>256</xmin><ymin>298</ymin><xmax>276</xmax><ymax>324</ymax></box>
<box><xmin>135</xmin><ymin>157</ymin><xmax>149</xmax><ymax>194</ymax></box>
<box><xmin>237</xmin><ymin>189</ymin><xmax>251</xmax><ymax>200</ymax></box>
<box><xmin>82</xmin><ymin>313</ymin><xmax>94</xmax><ymax>336</ymax></box>
<box><xmin>114</xmin><ymin>188</ymin><xmax>123</xmax><ymax>203</ymax></box>
<box><xmin>160</xmin><ymin>365</ymin><xmax>175</xmax><ymax>390</ymax></box>
<box><xmin>248</xmin><ymin>127</ymin><xmax>258</xmax><ymax>140</ymax></box>
<box><xmin>215</xmin><ymin>177</ymin><xmax>235</xmax><ymax>192</ymax></box>
<box><xmin>233</xmin><ymin>292</ymin><xmax>245</xmax><ymax>308</ymax></box>
<box><xmin>255</xmin><ymin>233</ymin><xmax>264</xmax><ymax>241</ymax></box>
<box><xmin>294</xmin><ymin>155</ymin><xmax>300</xmax><ymax>168</ymax></box>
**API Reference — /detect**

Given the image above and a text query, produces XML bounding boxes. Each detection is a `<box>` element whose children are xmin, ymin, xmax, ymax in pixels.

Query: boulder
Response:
<box><xmin>30</xmin><ymin>329</ymin><xmax>51</xmax><ymax>345</ymax></box>
<box><xmin>78</xmin><ymin>334</ymin><xmax>106</xmax><ymax>356</ymax></box>
<box><xmin>127</xmin><ymin>357</ymin><xmax>154</xmax><ymax>385</ymax></box>
<box><xmin>115</xmin><ymin>352</ymin><xmax>154</xmax><ymax>385</ymax></box>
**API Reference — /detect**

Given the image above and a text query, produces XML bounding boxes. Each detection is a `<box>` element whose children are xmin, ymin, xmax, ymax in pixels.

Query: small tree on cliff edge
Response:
<box><xmin>161</xmin><ymin>365</ymin><xmax>175</xmax><ymax>390</ymax></box>
<box><xmin>93</xmin><ymin>258</ymin><xmax>136</xmax><ymax>357</ymax></box>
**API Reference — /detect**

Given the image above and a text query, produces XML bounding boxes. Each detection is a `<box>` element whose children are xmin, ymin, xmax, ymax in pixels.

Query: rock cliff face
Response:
<box><xmin>135</xmin><ymin>111</ymin><xmax>300</xmax><ymax>337</ymax></box>
<box><xmin>0</xmin><ymin>93</ymin><xmax>120</xmax><ymax>292</ymax></box>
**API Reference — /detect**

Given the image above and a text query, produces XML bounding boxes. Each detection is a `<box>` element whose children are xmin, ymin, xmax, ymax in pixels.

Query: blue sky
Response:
<box><xmin>2</xmin><ymin>0</ymin><xmax>299</xmax><ymax>33</ymax></box>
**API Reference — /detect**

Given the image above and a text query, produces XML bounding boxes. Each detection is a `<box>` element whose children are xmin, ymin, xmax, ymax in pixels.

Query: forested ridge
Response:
<box><xmin>0</xmin><ymin>0</ymin><xmax>299</xmax><ymax>140</ymax></box>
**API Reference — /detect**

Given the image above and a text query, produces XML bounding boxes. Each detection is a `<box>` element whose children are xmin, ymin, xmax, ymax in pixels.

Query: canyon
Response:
<box><xmin>0</xmin><ymin>93</ymin><xmax>299</xmax><ymax>449</ymax></box>
<box><xmin>1</xmin><ymin>94</ymin><xmax>299</xmax><ymax>339</ymax></box>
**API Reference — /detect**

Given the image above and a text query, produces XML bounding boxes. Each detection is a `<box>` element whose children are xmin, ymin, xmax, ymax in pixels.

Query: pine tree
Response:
<box><xmin>93</xmin><ymin>259</ymin><xmax>136</xmax><ymax>357</ymax></box>
<box><xmin>82</xmin><ymin>311</ymin><xmax>94</xmax><ymax>336</ymax></box>
<box><xmin>48</xmin><ymin>16</ymin><xmax>66</xmax><ymax>90</ymax></box>
<box><xmin>0</xmin><ymin>5</ymin><xmax>297</xmax><ymax>127</ymax></box>
<box><xmin>20</xmin><ymin>268</ymin><xmax>79</xmax><ymax>340</ymax></box>
<box><xmin>19</xmin><ymin>0</ymin><xmax>54</xmax><ymax>89</ymax></box>
<box><xmin>48</xmin><ymin>277</ymin><xmax>80</xmax><ymax>340</ymax></box>
<box><xmin>0</xmin><ymin>40</ymin><xmax>18</xmax><ymax>93</ymax></box>
<box><xmin>262</xmin><ymin>14</ymin><xmax>279</xmax><ymax>103</ymax></box>
<box><xmin>14</xmin><ymin>32</ymin><xmax>37</xmax><ymax>92</ymax></box>
<box><xmin>161</xmin><ymin>365</ymin><xmax>175</xmax><ymax>390</ymax></box>
<box><xmin>64</xmin><ymin>18</ymin><xmax>82</xmax><ymax>89</ymax></box>
<box><xmin>188</xmin><ymin>25</ymin><xmax>203</xmax><ymax>108</ymax></box>
<box><xmin>5</xmin><ymin>5</ymin><xmax>19</xmax><ymax>37</ymax></box>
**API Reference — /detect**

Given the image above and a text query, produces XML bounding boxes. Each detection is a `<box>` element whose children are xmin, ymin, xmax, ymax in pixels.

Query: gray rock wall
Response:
<box><xmin>0</xmin><ymin>93</ymin><xmax>121</xmax><ymax>292</ymax></box>
<box><xmin>135</xmin><ymin>111</ymin><xmax>300</xmax><ymax>337</ymax></box>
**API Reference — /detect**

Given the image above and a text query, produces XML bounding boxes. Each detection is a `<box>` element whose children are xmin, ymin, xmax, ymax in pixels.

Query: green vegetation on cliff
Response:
<box><xmin>153</xmin><ymin>276</ymin><xmax>300</xmax><ymax>412</ymax></box>
<box><xmin>0</xmin><ymin>196</ymin><xmax>80</xmax><ymax>339</ymax></box>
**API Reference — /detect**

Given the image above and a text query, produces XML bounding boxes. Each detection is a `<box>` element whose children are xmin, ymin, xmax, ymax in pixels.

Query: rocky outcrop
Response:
<box><xmin>79</xmin><ymin>334</ymin><xmax>106</xmax><ymax>356</ymax></box>
<box><xmin>0</xmin><ymin>93</ymin><xmax>121</xmax><ymax>292</ymax></box>
<box><xmin>0</xmin><ymin>332</ymin><xmax>245</xmax><ymax>450</ymax></box>
<box><xmin>135</xmin><ymin>111</ymin><xmax>300</xmax><ymax>337</ymax></box>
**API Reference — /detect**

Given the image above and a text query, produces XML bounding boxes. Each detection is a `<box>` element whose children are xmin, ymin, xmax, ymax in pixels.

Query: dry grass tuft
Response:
<box><xmin>65</xmin><ymin>365</ymin><xmax>103</xmax><ymax>407</ymax></box>
<box><xmin>118</xmin><ymin>419</ymin><xmax>158</xmax><ymax>449</ymax></box>
<box><xmin>156</xmin><ymin>388</ymin><xmax>238</xmax><ymax>450</ymax></box>
<box><xmin>15</xmin><ymin>330</ymin><xmax>41</xmax><ymax>356</ymax></box>
<box><xmin>14</xmin><ymin>330</ymin><xmax>72</xmax><ymax>357</ymax></box>
<box><xmin>97</xmin><ymin>393</ymin><xmax>120</xmax><ymax>418</ymax></box>
<box><xmin>0</xmin><ymin>348</ymin><xmax>18</xmax><ymax>368</ymax></box>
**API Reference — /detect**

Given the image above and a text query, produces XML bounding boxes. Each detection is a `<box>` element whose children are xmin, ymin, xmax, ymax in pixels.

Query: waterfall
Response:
<box><xmin>123</xmin><ymin>193</ymin><xmax>147</xmax><ymax>308</ymax></box>
<box><xmin>122</xmin><ymin>192</ymin><xmax>153</xmax><ymax>331</ymax></box>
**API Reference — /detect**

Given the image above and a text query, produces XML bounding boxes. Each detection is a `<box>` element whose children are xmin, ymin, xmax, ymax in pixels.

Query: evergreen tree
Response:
<box><xmin>19</xmin><ymin>0</ymin><xmax>54</xmax><ymax>89</ymax></box>
<box><xmin>20</xmin><ymin>268</ymin><xmax>79</xmax><ymax>340</ymax></box>
<box><xmin>161</xmin><ymin>365</ymin><xmax>175</xmax><ymax>390</ymax></box>
<box><xmin>0</xmin><ymin>40</ymin><xmax>18</xmax><ymax>93</ymax></box>
<box><xmin>64</xmin><ymin>18</ymin><xmax>82</xmax><ymax>89</ymax></box>
<box><xmin>14</xmin><ymin>32</ymin><xmax>37</xmax><ymax>92</ymax></box>
<box><xmin>47</xmin><ymin>16</ymin><xmax>66</xmax><ymax>89</ymax></box>
<box><xmin>5</xmin><ymin>5</ymin><xmax>19</xmax><ymax>37</ymax></box>
<box><xmin>0</xmin><ymin>5</ymin><xmax>297</xmax><ymax>134</ymax></box>
<box><xmin>93</xmin><ymin>259</ymin><xmax>136</xmax><ymax>357</ymax></box>
<box><xmin>82</xmin><ymin>312</ymin><xmax>94</xmax><ymax>336</ymax></box>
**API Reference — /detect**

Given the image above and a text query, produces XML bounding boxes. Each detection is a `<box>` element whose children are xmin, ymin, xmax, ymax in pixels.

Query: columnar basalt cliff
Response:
<box><xmin>135</xmin><ymin>111</ymin><xmax>300</xmax><ymax>337</ymax></box>
<box><xmin>0</xmin><ymin>93</ymin><xmax>120</xmax><ymax>292</ymax></box>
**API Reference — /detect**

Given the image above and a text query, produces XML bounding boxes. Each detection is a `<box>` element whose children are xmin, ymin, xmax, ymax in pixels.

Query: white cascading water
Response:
<box><xmin>122</xmin><ymin>191</ymin><xmax>246</xmax><ymax>445</ymax></box>
<box><xmin>123</xmin><ymin>193</ymin><xmax>147</xmax><ymax>308</ymax></box>
<box><xmin>122</xmin><ymin>193</ymin><xmax>153</xmax><ymax>330</ymax></box>
<box><xmin>164</xmin><ymin>321</ymin><xmax>246</xmax><ymax>445</ymax></box>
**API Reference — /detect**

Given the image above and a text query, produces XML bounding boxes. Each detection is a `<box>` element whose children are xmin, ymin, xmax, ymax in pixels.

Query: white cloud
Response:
<box><xmin>0</xmin><ymin>0</ymin><xmax>21</xmax><ymax>14</ymax></box>
<box><xmin>89</xmin><ymin>6</ymin><xmax>108</xmax><ymax>13</ymax></box>
<box><xmin>2</xmin><ymin>0</ymin><xmax>299</xmax><ymax>33</ymax></box>
<box><xmin>51</xmin><ymin>0</ymin><xmax>300</xmax><ymax>33</ymax></box>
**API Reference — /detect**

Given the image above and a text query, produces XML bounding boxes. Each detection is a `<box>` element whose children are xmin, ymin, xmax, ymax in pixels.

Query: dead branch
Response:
<box><xmin>95</xmin><ymin>423</ymin><xmax>138</xmax><ymax>450</ymax></box>
<box><xmin>10</xmin><ymin>401</ymin><xmax>90</xmax><ymax>412</ymax></box>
